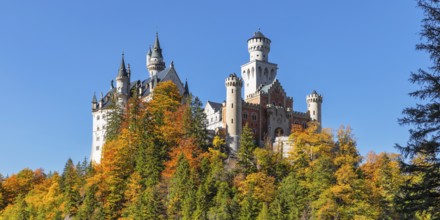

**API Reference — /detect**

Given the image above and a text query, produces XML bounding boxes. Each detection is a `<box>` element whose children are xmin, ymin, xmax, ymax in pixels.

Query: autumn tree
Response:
<box><xmin>395</xmin><ymin>0</ymin><xmax>440</xmax><ymax>217</ymax></box>
<box><xmin>238</xmin><ymin>172</ymin><xmax>275</xmax><ymax>219</ymax></box>
<box><xmin>361</xmin><ymin>152</ymin><xmax>403</xmax><ymax>219</ymax></box>
<box><xmin>287</xmin><ymin>122</ymin><xmax>335</xmax><ymax>215</ymax></box>
<box><xmin>321</xmin><ymin>127</ymin><xmax>376</xmax><ymax>219</ymax></box>
<box><xmin>2</xmin><ymin>168</ymin><xmax>45</xmax><ymax>206</ymax></box>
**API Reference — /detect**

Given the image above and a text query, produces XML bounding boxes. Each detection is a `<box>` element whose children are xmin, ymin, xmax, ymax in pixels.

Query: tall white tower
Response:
<box><xmin>115</xmin><ymin>53</ymin><xmax>130</xmax><ymax>107</ymax></box>
<box><xmin>241</xmin><ymin>31</ymin><xmax>278</xmax><ymax>99</ymax></box>
<box><xmin>225</xmin><ymin>73</ymin><xmax>243</xmax><ymax>152</ymax></box>
<box><xmin>307</xmin><ymin>90</ymin><xmax>323</xmax><ymax>130</ymax></box>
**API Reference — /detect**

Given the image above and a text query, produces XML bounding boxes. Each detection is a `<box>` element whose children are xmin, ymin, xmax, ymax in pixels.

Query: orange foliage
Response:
<box><xmin>2</xmin><ymin>168</ymin><xmax>45</xmax><ymax>204</ymax></box>
<box><xmin>162</xmin><ymin>137</ymin><xmax>202</xmax><ymax>179</ymax></box>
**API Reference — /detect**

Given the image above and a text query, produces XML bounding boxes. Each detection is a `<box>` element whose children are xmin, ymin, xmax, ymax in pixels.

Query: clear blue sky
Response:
<box><xmin>0</xmin><ymin>1</ymin><xmax>428</xmax><ymax>175</ymax></box>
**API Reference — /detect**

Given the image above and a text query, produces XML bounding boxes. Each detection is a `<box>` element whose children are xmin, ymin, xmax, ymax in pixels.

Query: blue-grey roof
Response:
<box><xmin>151</xmin><ymin>33</ymin><xmax>163</xmax><ymax>59</ymax></box>
<box><xmin>254</xmin><ymin>31</ymin><xmax>265</xmax><ymax>38</ymax></box>
<box><xmin>117</xmin><ymin>54</ymin><xmax>128</xmax><ymax>78</ymax></box>
<box><xmin>92</xmin><ymin>93</ymin><xmax>97</xmax><ymax>103</ymax></box>
<box><xmin>207</xmin><ymin>101</ymin><xmax>223</xmax><ymax>112</ymax></box>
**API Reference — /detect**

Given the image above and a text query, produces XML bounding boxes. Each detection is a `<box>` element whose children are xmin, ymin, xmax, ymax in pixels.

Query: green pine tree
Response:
<box><xmin>395</xmin><ymin>0</ymin><xmax>440</xmax><ymax>218</ymax></box>
<box><xmin>237</xmin><ymin>124</ymin><xmax>257</xmax><ymax>176</ymax></box>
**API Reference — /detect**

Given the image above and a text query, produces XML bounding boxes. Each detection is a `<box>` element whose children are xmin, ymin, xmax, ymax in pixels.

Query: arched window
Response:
<box><xmin>251</xmin><ymin>67</ymin><xmax>255</xmax><ymax>78</ymax></box>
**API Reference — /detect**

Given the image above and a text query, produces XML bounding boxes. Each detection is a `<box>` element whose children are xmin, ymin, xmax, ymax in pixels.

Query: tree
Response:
<box><xmin>167</xmin><ymin>154</ymin><xmax>196</xmax><ymax>219</ymax></box>
<box><xmin>60</xmin><ymin>159</ymin><xmax>81</xmax><ymax>217</ymax></box>
<box><xmin>237</xmin><ymin>125</ymin><xmax>257</xmax><ymax>176</ymax></box>
<box><xmin>361</xmin><ymin>152</ymin><xmax>403</xmax><ymax>219</ymax></box>
<box><xmin>396</xmin><ymin>0</ymin><xmax>440</xmax><ymax>217</ymax></box>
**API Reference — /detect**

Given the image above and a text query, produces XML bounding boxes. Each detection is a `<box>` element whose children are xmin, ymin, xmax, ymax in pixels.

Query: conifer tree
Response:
<box><xmin>237</xmin><ymin>124</ymin><xmax>257</xmax><ymax>176</ymax></box>
<box><xmin>60</xmin><ymin>159</ymin><xmax>81</xmax><ymax>218</ymax></box>
<box><xmin>396</xmin><ymin>0</ymin><xmax>440</xmax><ymax>217</ymax></box>
<box><xmin>167</xmin><ymin>154</ymin><xmax>195</xmax><ymax>219</ymax></box>
<box><xmin>142</xmin><ymin>185</ymin><xmax>165</xmax><ymax>220</ymax></box>
<box><xmin>77</xmin><ymin>184</ymin><xmax>99</xmax><ymax>220</ymax></box>
<box><xmin>269</xmin><ymin>172</ymin><xmax>308</xmax><ymax>220</ymax></box>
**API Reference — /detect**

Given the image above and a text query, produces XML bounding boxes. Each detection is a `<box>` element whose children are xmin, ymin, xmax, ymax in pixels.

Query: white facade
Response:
<box><xmin>204</xmin><ymin>101</ymin><xmax>223</xmax><ymax>131</ymax></box>
<box><xmin>273</xmin><ymin>136</ymin><xmax>293</xmax><ymax>158</ymax></box>
<box><xmin>91</xmin><ymin>109</ymin><xmax>111</xmax><ymax>163</ymax></box>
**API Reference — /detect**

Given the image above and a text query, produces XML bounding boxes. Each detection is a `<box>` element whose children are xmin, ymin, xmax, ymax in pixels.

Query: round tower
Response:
<box><xmin>225</xmin><ymin>73</ymin><xmax>243</xmax><ymax>152</ymax></box>
<box><xmin>307</xmin><ymin>90</ymin><xmax>323</xmax><ymax>128</ymax></box>
<box><xmin>247</xmin><ymin>31</ymin><xmax>271</xmax><ymax>62</ymax></box>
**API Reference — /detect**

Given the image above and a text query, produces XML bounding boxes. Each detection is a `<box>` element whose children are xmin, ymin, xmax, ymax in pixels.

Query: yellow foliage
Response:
<box><xmin>238</xmin><ymin>172</ymin><xmax>275</xmax><ymax>203</ymax></box>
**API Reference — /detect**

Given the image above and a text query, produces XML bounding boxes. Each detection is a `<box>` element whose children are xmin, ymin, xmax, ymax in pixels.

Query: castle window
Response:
<box><xmin>252</xmin><ymin>114</ymin><xmax>257</xmax><ymax>121</ymax></box>
<box><xmin>96</xmin><ymin>146</ymin><xmax>100</xmax><ymax>151</ymax></box>
<box><xmin>97</xmin><ymin>127</ymin><xmax>100</xmax><ymax>131</ymax></box>
<box><xmin>243</xmin><ymin>112</ymin><xmax>248</xmax><ymax>119</ymax></box>
<box><xmin>231</xmin><ymin>119</ymin><xmax>234</xmax><ymax>124</ymax></box>
<box><xmin>232</xmin><ymin>89</ymin><xmax>234</xmax><ymax>93</ymax></box>
<box><xmin>211</xmin><ymin>118</ymin><xmax>213</xmax><ymax>122</ymax></box>
<box><xmin>96</xmin><ymin>136</ymin><xmax>100</xmax><ymax>141</ymax></box>
<box><xmin>97</xmin><ymin>115</ymin><xmax>100</xmax><ymax>120</ymax></box>
<box><xmin>313</xmin><ymin>110</ymin><xmax>315</xmax><ymax>115</ymax></box>
<box><xmin>231</xmin><ymin>103</ymin><xmax>233</xmax><ymax>108</ymax></box>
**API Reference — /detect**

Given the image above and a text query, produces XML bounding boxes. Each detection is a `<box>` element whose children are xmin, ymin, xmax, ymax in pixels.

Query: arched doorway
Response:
<box><xmin>274</xmin><ymin>127</ymin><xmax>284</xmax><ymax>137</ymax></box>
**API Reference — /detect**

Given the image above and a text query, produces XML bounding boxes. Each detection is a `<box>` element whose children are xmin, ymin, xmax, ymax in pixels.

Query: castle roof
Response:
<box><xmin>248</xmin><ymin>30</ymin><xmax>270</xmax><ymax>42</ymax></box>
<box><xmin>151</xmin><ymin>33</ymin><xmax>163</xmax><ymax>59</ymax></box>
<box><xmin>206</xmin><ymin>101</ymin><xmax>223</xmax><ymax>112</ymax></box>
<box><xmin>117</xmin><ymin>53</ymin><xmax>128</xmax><ymax>78</ymax></box>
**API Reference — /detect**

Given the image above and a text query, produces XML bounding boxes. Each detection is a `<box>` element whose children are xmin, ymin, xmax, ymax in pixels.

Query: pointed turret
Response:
<box><xmin>183</xmin><ymin>79</ymin><xmax>190</xmax><ymax>97</ymax></box>
<box><xmin>117</xmin><ymin>52</ymin><xmax>128</xmax><ymax>78</ymax></box>
<box><xmin>92</xmin><ymin>92</ymin><xmax>97</xmax><ymax>103</ymax></box>
<box><xmin>147</xmin><ymin>33</ymin><xmax>166</xmax><ymax>77</ymax></box>
<box><xmin>115</xmin><ymin>52</ymin><xmax>130</xmax><ymax>106</ymax></box>
<box><xmin>152</xmin><ymin>32</ymin><xmax>163</xmax><ymax>58</ymax></box>
<box><xmin>92</xmin><ymin>92</ymin><xmax>98</xmax><ymax>110</ymax></box>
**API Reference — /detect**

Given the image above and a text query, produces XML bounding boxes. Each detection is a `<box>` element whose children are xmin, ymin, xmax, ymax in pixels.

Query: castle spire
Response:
<box><xmin>151</xmin><ymin>32</ymin><xmax>163</xmax><ymax>59</ymax></box>
<box><xmin>183</xmin><ymin>79</ymin><xmax>190</xmax><ymax>97</ymax></box>
<box><xmin>117</xmin><ymin>52</ymin><xmax>127</xmax><ymax>78</ymax></box>
<box><xmin>92</xmin><ymin>92</ymin><xmax>97</xmax><ymax>103</ymax></box>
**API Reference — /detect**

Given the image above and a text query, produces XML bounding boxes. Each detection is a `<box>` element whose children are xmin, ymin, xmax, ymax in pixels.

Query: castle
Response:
<box><xmin>91</xmin><ymin>31</ymin><xmax>323</xmax><ymax>163</ymax></box>
<box><xmin>90</xmin><ymin>33</ymin><xmax>188</xmax><ymax>163</ymax></box>
<box><xmin>204</xmin><ymin>31</ymin><xmax>323</xmax><ymax>153</ymax></box>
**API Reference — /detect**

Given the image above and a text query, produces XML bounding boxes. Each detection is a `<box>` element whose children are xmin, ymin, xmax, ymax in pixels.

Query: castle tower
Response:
<box><xmin>92</xmin><ymin>92</ymin><xmax>97</xmax><ymax>110</ymax></box>
<box><xmin>307</xmin><ymin>90</ymin><xmax>323</xmax><ymax>130</ymax></box>
<box><xmin>225</xmin><ymin>73</ymin><xmax>243</xmax><ymax>152</ymax></box>
<box><xmin>147</xmin><ymin>33</ymin><xmax>165</xmax><ymax>77</ymax></box>
<box><xmin>241</xmin><ymin>31</ymin><xmax>278</xmax><ymax>99</ymax></box>
<box><xmin>115</xmin><ymin>53</ymin><xmax>130</xmax><ymax>106</ymax></box>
